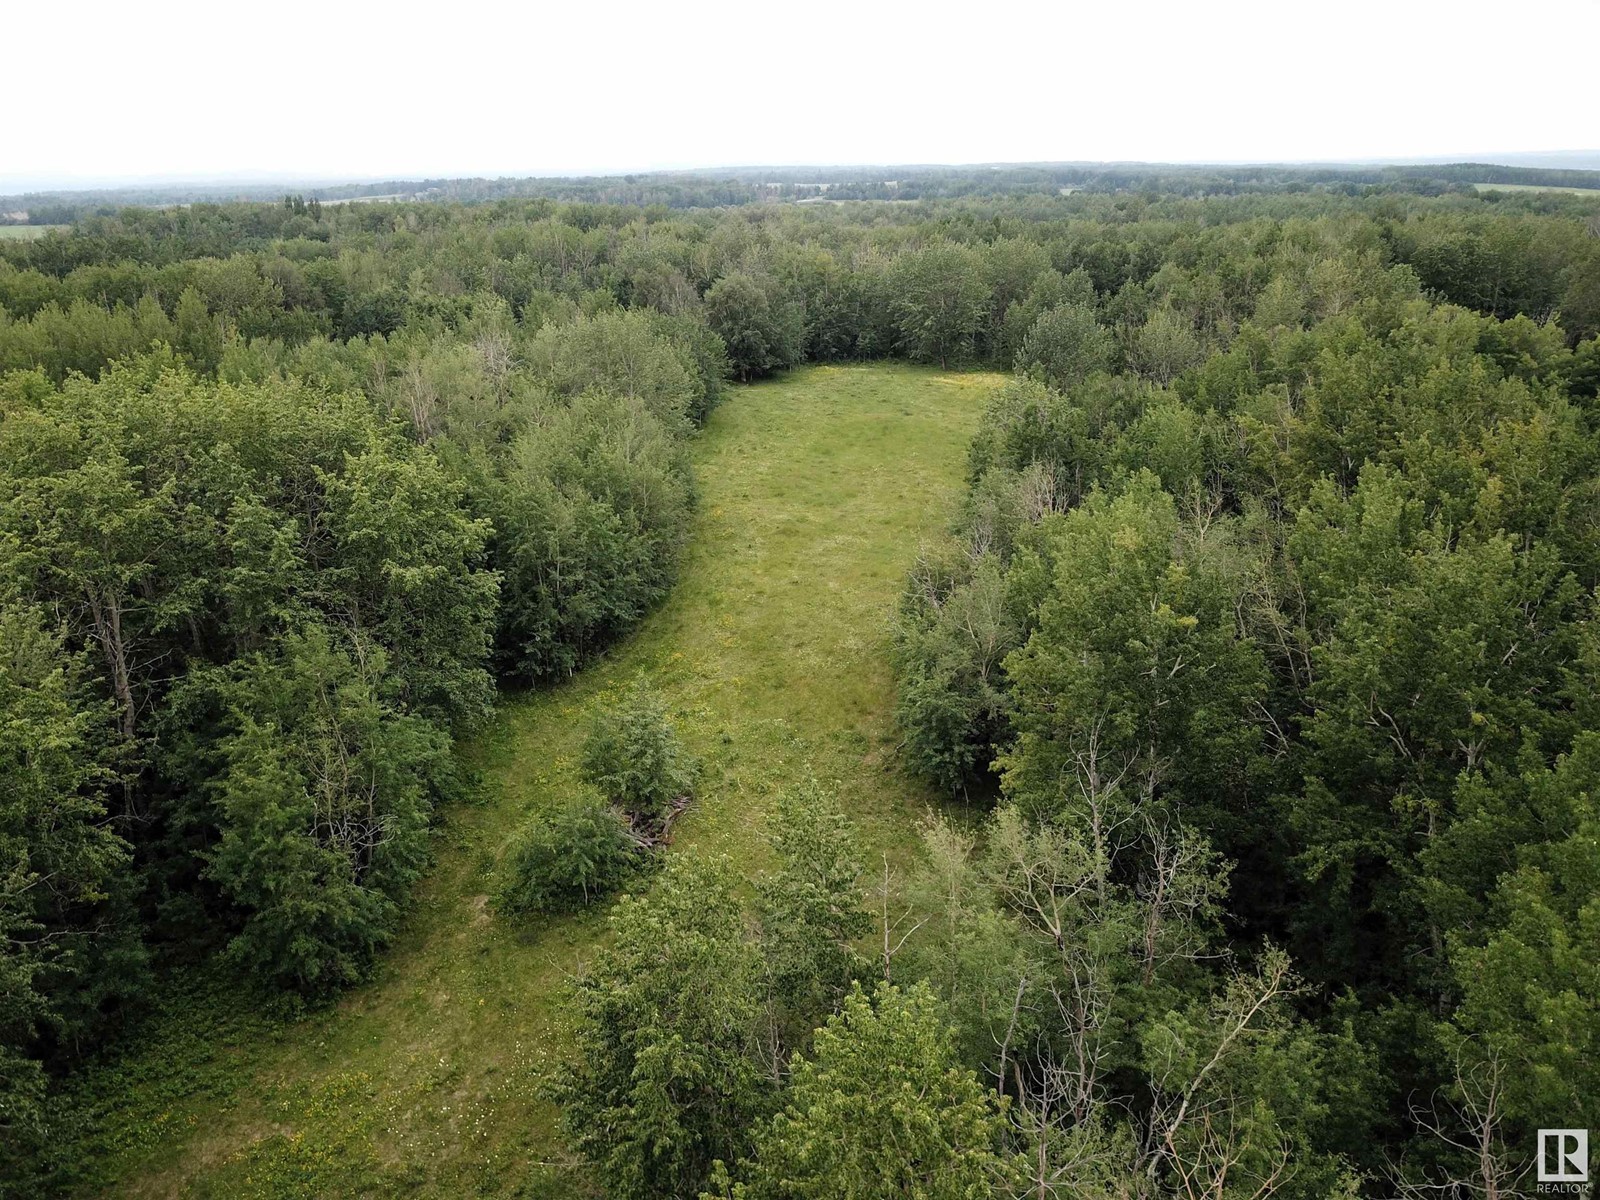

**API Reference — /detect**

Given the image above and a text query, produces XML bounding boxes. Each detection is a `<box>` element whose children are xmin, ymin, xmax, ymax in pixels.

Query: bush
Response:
<box><xmin>579</xmin><ymin>683</ymin><xmax>697</xmax><ymax>825</ymax></box>
<box><xmin>496</xmin><ymin>798</ymin><xmax>635</xmax><ymax>915</ymax></box>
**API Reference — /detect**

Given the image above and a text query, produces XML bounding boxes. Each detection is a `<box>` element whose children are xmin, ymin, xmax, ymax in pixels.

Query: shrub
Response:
<box><xmin>579</xmin><ymin>683</ymin><xmax>697</xmax><ymax>825</ymax></box>
<box><xmin>496</xmin><ymin>798</ymin><xmax>635</xmax><ymax>915</ymax></box>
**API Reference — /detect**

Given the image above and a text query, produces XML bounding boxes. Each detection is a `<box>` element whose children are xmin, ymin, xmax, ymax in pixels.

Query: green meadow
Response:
<box><xmin>1471</xmin><ymin>181</ymin><xmax>1600</xmax><ymax>194</ymax></box>
<box><xmin>59</xmin><ymin>362</ymin><xmax>999</xmax><ymax>1198</ymax></box>
<box><xmin>0</xmin><ymin>224</ymin><xmax>67</xmax><ymax>239</ymax></box>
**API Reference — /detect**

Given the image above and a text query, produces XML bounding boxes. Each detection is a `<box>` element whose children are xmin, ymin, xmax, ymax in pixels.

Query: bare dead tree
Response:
<box><xmin>399</xmin><ymin>354</ymin><xmax>440</xmax><ymax>441</ymax></box>
<box><xmin>1140</xmin><ymin>951</ymin><xmax>1298</xmax><ymax>1198</ymax></box>
<box><xmin>1066</xmin><ymin>718</ymin><xmax>1140</xmax><ymax>898</ymax></box>
<box><xmin>473</xmin><ymin>328</ymin><xmax>518</xmax><ymax>408</ymax></box>
<box><xmin>1136</xmin><ymin>820</ymin><xmax>1227</xmax><ymax>985</ymax></box>
<box><xmin>1165</xmin><ymin>1110</ymin><xmax>1293</xmax><ymax>1200</ymax></box>
<box><xmin>1387</xmin><ymin>1047</ymin><xmax>1530</xmax><ymax>1200</ymax></box>
<box><xmin>877</xmin><ymin>854</ymin><xmax>924</xmax><ymax>984</ymax></box>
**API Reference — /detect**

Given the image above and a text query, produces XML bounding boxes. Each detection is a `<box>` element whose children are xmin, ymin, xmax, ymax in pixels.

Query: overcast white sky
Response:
<box><xmin>5</xmin><ymin>0</ymin><xmax>1597</xmax><ymax>190</ymax></box>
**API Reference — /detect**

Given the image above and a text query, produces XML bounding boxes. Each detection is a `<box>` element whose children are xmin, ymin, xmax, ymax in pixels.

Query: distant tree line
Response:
<box><xmin>6</xmin><ymin>158</ymin><xmax>1600</xmax><ymax>223</ymax></box>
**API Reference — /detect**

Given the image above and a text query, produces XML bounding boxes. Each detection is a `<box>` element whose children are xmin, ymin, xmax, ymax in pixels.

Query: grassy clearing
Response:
<box><xmin>1471</xmin><ymin>181</ymin><xmax>1600</xmax><ymax>194</ymax></box>
<box><xmin>0</xmin><ymin>224</ymin><xmax>67</xmax><ymax>239</ymax></box>
<box><xmin>61</xmin><ymin>362</ymin><xmax>998</xmax><ymax>1198</ymax></box>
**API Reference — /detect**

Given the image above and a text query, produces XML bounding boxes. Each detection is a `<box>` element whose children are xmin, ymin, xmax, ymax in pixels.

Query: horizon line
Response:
<box><xmin>6</xmin><ymin>151</ymin><xmax>1600</xmax><ymax>197</ymax></box>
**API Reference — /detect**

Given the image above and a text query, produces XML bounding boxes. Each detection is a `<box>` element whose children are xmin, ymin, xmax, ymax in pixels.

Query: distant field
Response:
<box><xmin>321</xmin><ymin>193</ymin><xmax>412</xmax><ymax>205</ymax></box>
<box><xmin>0</xmin><ymin>224</ymin><xmax>67</xmax><ymax>239</ymax></box>
<box><xmin>1473</xmin><ymin>181</ymin><xmax>1600</xmax><ymax>194</ymax></box>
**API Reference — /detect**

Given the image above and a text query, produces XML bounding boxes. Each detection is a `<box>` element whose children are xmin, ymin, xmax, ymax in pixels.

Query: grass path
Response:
<box><xmin>76</xmin><ymin>363</ymin><xmax>997</xmax><ymax>1198</ymax></box>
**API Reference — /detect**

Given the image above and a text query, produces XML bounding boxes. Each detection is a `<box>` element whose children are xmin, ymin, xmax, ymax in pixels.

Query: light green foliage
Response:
<box><xmin>1137</xmin><ymin>950</ymin><xmax>1342</xmax><ymax>1200</ymax></box>
<box><xmin>5</xmin><ymin>177</ymin><xmax>1599</xmax><ymax>1196</ymax></box>
<box><xmin>0</xmin><ymin>225</ymin><xmax>67</xmax><ymax>239</ymax></box>
<box><xmin>1128</xmin><ymin>306</ymin><xmax>1205</xmax><ymax>384</ymax></box>
<box><xmin>0</xmin><ymin>296</ymin><xmax>178</xmax><ymax>382</ymax></box>
<box><xmin>649</xmin><ymin>310</ymin><xmax>732</xmax><ymax>423</ymax></box>
<box><xmin>706</xmin><ymin>981</ymin><xmax>1020</xmax><ymax>1200</ymax></box>
<box><xmin>52</xmin><ymin>365</ymin><xmax>985</xmax><ymax>1200</ymax></box>
<box><xmin>527</xmin><ymin>308</ymin><xmax>706</xmax><ymax>429</ymax></box>
<box><xmin>758</xmin><ymin>780</ymin><xmax>872</xmax><ymax>1045</ymax></box>
<box><xmin>899</xmin><ymin>815</ymin><xmax>1039</xmax><ymax>1070</ymax></box>
<box><xmin>579</xmin><ymin>681</ymin><xmax>698</xmax><ymax>824</ymax></box>
<box><xmin>902</xmin><ymin>810</ymin><xmax>1345</xmax><ymax>1200</ymax></box>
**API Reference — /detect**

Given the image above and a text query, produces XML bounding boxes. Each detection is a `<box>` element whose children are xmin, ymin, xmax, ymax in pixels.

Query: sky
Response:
<box><xmin>5</xmin><ymin>0</ymin><xmax>1597</xmax><ymax>191</ymax></box>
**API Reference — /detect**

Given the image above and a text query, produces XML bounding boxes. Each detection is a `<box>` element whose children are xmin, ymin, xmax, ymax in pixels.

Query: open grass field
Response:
<box><xmin>1471</xmin><ymin>181</ymin><xmax>1600</xmax><ymax>194</ymax></box>
<box><xmin>55</xmin><ymin>362</ymin><xmax>999</xmax><ymax>1198</ymax></box>
<box><xmin>0</xmin><ymin>224</ymin><xmax>67</xmax><ymax>238</ymax></box>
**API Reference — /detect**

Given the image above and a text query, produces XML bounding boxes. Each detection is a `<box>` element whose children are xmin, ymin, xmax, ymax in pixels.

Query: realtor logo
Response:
<box><xmin>1539</xmin><ymin>1130</ymin><xmax>1589</xmax><ymax>1184</ymax></box>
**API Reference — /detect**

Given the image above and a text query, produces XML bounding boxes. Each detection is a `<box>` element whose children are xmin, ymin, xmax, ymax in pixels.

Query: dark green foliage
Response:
<box><xmin>1000</xmin><ymin>476</ymin><xmax>1268</xmax><ymax>836</ymax></box>
<box><xmin>892</xmin><ymin>550</ymin><xmax>1021</xmax><ymax>798</ymax></box>
<box><xmin>3</xmin><ymin>173</ymin><xmax>1600</xmax><ymax>1192</ymax></box>
<box><xmin>877</xmin><ymin>186</ymin><xmax>1600</xmax><ymax>1195</ymax></box>
<box><xmin>0</xmin><ymin>362</ymin><xmax>494</xmax><ymax>1045</ymax></box>
<box><xmin>552</xmin><ymin>786</ymin><xmax>880</xmax><ymax>1200</ymax></box>
<box><xmin>0</xmin><ymin>606</ymin><xmax>142</xmax><ymax>1181</ymax></box>
<box><xmin>495</xmin><ymin>797</ymin><xmax>635</xmax><ymax>915</ymax></box>
<box><xmin>490</xmin><ymin>391</ymin><xmax>694</xmax><ymax>683</ymax></box>
<box><xmin>1430</xmin><ymin>734</ymin><xmax>1600</xmax><ymax>1135</ymax></box>
<box><xmin>704</xmin><ymin>270</ymin><xmax>804</xmax><ymax>381</ymax></box>
<box><xmin>0</xmin><ymin>360</ymin><xmax>498</xmax><ymax>740</ymax></box>
<box><xmin>549</xmin><ymin>857</ymin><xmax>773</xmax><ymax>1200</ymax></box>
<box><xmin>757</xmin><ymin>780</ymin><xmax>872</xmax><ymax>1046</ymax></box>
<box><xmin>649</xmin><ymin>310</ymin><xmax>732</xmax><ymax>424</ymax></box>
<box><xmin>888</xmin><ymin>243</ymin><xmax>992</xmax><ymax>368</ymax></box>
<box><xmin>202</xmin><ymin>626</ymin><xmax>450</xmax><ymax>995</ymax></box>
<box><xmin>579</xmin><ymin>682</ymin><xmax>698</xmax><ymax>825</ymax></box>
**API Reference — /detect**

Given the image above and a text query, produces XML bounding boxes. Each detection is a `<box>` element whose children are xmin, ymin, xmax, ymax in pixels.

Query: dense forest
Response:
<box><xmin>2</xmin><ymin>170</ymin><xmax>1598</xmax><ymax>1197</ymax></box>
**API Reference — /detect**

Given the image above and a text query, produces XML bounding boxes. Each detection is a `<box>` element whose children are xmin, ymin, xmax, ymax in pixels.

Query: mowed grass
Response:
<box><xmin>0</xmin><ymin>224</ymin><xmax>68</xmax><ymax>238</ymax></box>
<box><xmin>62</xmin><ymin>362</ymin><xmax>998</xmax><ymax>1198</ymax></box>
